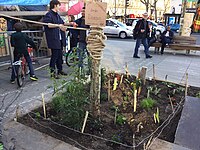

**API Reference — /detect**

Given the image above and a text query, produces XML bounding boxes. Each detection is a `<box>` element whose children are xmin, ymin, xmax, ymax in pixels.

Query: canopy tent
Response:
<box><xmin>0</xmin><ymin>0</ymin><xmax>50</xmax><ymax>5</ymax></box>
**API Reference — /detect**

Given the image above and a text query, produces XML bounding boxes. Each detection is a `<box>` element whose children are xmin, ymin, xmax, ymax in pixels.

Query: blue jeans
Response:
<box><xmin>11</xmin><ymin>54</ymin><xmax>34</xmax><ymax>80</ymax></box>
<box><xmin>133</xmin><ymin>38</ymin><xmax>150</xmax><ymax>57</ymax></box>
<box><xmin>78</xmin><ymin>42</ymin><xmax>86</xmax><ymax>68</ymax></box>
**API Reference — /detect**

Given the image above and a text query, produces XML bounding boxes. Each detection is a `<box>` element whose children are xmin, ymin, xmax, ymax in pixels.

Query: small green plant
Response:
<box><xmin>116</xmin><ymin>114</ymin><xmax>126</xmax><ymax>125</ymax></box>
<box><xmin>153</xmin><ymin>107</ymin><xmax>160</xmax><ymax>124</ymax></box>
<box><xmin>0</xmin><ymin>143</ymin><xmax>3</xmax><ymax>150</ymax></box>
<box><xmin>35</xmin><ymin>112</ymin><xmax>41</xmax><ymax>119</ymax></box>
<box><xmin>140</xmin><ymin>98</ymin><xmax>156</xmax><ymax>110</ymax></box>
<box><xmin>100</xmin><ymin>92</ymin><xmax>108</xmax><ymax>101</ymax></box>
<box><xmin>111</xmin><ymin>133</ymin><xmax>122</xmax><ymax>143</ymax></box>
<box><xmin>196</xmin><ymin>92</ymin><xmax>200</xmax><ymax>98</ymax></box>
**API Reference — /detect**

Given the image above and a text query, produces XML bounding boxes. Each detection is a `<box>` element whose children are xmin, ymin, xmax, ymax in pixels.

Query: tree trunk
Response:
<box><xmin>154</xmin><ymin>2</ymin><xmax>157</xmax><ymax>22</ymax></box>
<box><xmin>90</xmin><ymin>59</ymin><xmax>101</xmax><ymax>118</ymax></box>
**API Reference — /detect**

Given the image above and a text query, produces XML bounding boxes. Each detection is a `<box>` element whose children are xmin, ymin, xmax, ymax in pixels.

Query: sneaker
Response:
<box><xmin>30</xmin><ymin>75</ymin><xmax>38</xmax><ymax>81</ymax></box>
<box><xmin>58</xmin><ymin>71</ymin><xmax>68</xmax><ymax>76</ymax></box>
<box><xmin>10</xmin><ymin>79</ymin><xmax>15</xmax><ymax>84</ymax></box>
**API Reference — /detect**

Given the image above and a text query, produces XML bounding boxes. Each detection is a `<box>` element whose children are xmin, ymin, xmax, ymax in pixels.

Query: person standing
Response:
<box><xmin>133</xmin><ymin>12</ymin><xmax>152</xmax><ymax>59</ymax></box>
<box><xmin>75</xmin><ymin>6</ymin><xmax>90</xmax><ymax>68</ymax></box>
<box><xmin>160</xmin><ymin>26</ymin><xmax>174</xmax><ymax>55</ymax></box>
<box><xmin>43</xmin><ymin>0</ymin><xmax>68</xmax><ymax>78</ymax></box>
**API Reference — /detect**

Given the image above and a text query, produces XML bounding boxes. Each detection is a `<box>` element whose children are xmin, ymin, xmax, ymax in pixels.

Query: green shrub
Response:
<box><xmin>0</xmin><ymin>143</ymin><xmax>3</xmax><ymax>150</ymax></box>
<box><xmin>116</xmin><ymin>114</ymin><xmax>126</xmax><ymax>125</ymax></box>
<box><xmin>140</xmin><ymin>98</ymin><xmax>156</xmax><ymax>110</ymax></box>
<box><xmin>52</xmin><ymin>80</ymin><xmax>90</xmax><ymax>130</ymax></box>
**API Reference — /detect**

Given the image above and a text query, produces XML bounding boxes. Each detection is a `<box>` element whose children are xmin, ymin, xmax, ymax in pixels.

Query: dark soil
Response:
<box><xmin>18</xmin><ymin>73</ymin><xmax>200</xmax><ymax>150</ymax></box>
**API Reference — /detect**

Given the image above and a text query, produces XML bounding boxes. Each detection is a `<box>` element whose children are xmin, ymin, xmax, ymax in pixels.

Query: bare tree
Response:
<box><xmin>140</xmin><ymin>0</ymin><xmax>150</xmax><ymax>13</ymax></box>
<box><xmin>163</xmin><ymin>0</ymin><xmax>170</xmax><ymax>14</ymax></box>
<box><xmin>149</xmin><ymin>0</ymin><xmax>159</xmax><ymax>22</ymax></box>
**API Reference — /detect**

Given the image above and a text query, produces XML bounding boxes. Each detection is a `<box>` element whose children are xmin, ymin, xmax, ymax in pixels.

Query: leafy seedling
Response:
<box><xmin>141</xmin><ymin>98</ymin><xmax>156</xmax><ymax>110</ymax></box>
<box><xmin>116</xmin><ymin>114</ymin><xmax>126</xmax><ymax>125</ymax></box>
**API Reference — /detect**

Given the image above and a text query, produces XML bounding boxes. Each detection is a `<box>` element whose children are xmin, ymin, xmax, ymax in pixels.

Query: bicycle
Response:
<box><xmin>12</xmin><ymin>54</ymin><xmax>27</xmax><ymax>87</ymax></box>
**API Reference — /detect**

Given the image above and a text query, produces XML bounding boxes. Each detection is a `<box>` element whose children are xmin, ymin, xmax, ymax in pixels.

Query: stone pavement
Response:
<box><xmin>102</xmin><ymin>40</ymin><xmax>200</xmax><ymax>87</ymax></box>
<box><xmin>175</xmin><ymin>96</ymin><xmax>200</xmax><ymax>150</ymax></box>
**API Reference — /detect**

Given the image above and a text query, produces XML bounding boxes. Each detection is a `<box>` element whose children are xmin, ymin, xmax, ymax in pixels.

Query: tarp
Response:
<box><xmin>0</xmin><ymin>0</ymin><xmax>50</xmax><ymax>5</ymax></box>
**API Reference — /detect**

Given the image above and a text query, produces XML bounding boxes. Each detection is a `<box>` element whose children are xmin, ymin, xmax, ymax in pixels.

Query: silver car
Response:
<box><xmin>103</xmin><ymin>19</ymin><xmax>133</xmax><ymax>39</ymax></box>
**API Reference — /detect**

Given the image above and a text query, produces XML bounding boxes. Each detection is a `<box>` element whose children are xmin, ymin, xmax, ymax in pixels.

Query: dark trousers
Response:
<box><xmin>133</xmin><ymin>38</ymin><xmax>150</xmax><ymax>57</ymax></box>
<box><xmin>50</xmin><ymin>49</ymin><xmax>63</xmax><ymax>74</ymax></box>
<box><xmin>11</xmin><ymin>54</ymin><xmax>34</xmax><ymax>80</ymax></box>
<box><xmin>161</xmin><ymin>37</ymin><xmax>172</xmax><ymax>54</ymax></box>
<box><xmin>148</xmin><ymin>37</ymin><xmax>156</xmax><ymax>47</ymax></box>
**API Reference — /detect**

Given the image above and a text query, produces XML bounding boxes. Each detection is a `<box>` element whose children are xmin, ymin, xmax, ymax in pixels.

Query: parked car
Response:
<box><xmin>168</xmin><ymin>24</ymin><xmax>180</xmax><ymax>32</ymax></box>
<box><xmin>126</xmin><ymin>18</ymin><xmax>166</xmax><ymax>34</ymax></box>
<box><xmin>103</xmin><ymin>19</ymin><xmax>133</xmax><ymax>39</ymax></box>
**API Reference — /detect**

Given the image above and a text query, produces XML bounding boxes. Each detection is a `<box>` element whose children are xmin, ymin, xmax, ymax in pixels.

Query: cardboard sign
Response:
<box><xmin>181</xmin><ymin>13</ymin><xmax>194</xmax><ymax>36</ymax></box>
<box><xmin>85</xmin><ymin>1</ymin><xmax>107</xmax><ymax>27</ymax></box>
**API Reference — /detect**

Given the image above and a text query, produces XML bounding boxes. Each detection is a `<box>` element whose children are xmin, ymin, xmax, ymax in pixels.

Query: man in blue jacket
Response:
<box><xmin>43</xmin><ymin>0</ymin><xmax>68</xmax><ymax>78</ymax></box>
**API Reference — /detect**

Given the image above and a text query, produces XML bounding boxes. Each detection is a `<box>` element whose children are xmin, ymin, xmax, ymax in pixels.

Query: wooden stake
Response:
<box><xmin>114</xmin><ymin>108</ymin><xmax>117</xmax><ymax>124</ymax></box>
<box><xmin>15</xmin><ymin>104</ymin><xmax>19</xmax><ymax>122</ymax></box>
<box><xmin>137</xmin><ymin>68</ymin><xmax>140</xmax><ymax>79</ymax></box>
<box><xmin>153</xmin><ymin>64</ymin><xmax>156</xmax><ymax>80</ymax></box>
<box><xmin>133</xmin><ymin>134</ymin><xmax>135</xmax><ymax>150</ymax></box>
<box><xmin>165</xmin><ymin>75</ymin><xmax>168</xmax><ymax>81</ymax></box>
<box><xmin>139</xmin><ymin>67</ymin><xmax>147</xmax><ymax>85</ymax></box>
<box><xmin>134</xmin><ymin>90</ymin><xmax>137</xmax><ymax>112</ymax></box>
<box><xmin>81</xmin><ymin>111</ymin><xmax>89</xmax><ymax>133</ymax></box>
<box><xmin>147</xmin><ymin>89</ymin><xmax>150</xmax><ymax>98</ymax></box>
<box><xmin>120</xmin><ymin>75</ymin><xmax>124</xmax><ymax>85</ymax></box>
<box><xmin>108</xmin><ymin>78</ymin><xmax>111</xmax><ymax>101</ymax></box>
<box><xmin>41</xmin><ymin>93</ymin><xmax>46</xmax><ymax>119</ymax></box>
<box><xmin>125</xmin><ymin>62</ymin><xmax>130</xmax><ymax>78</ymax></box>
<box><xmin>168</xmin><ymin>95</ymin><xmax>174</xmax><ymax>113</ymax></box>
<box><xmin>185</xmin><ymin>73</ymin><xmax>188</xmax><ymax>97</ymax></box>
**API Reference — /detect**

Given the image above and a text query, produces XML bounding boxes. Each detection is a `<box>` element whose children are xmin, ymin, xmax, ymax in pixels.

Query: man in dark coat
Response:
<box><xmin>43</xmin><ymin>0</ymin><xmax>67</xmax><ymax>78</ymax></box>
<box><xmin>133</xmin><ymin>12</ymin><xmax>152</xmax><ymax>59</ymax></box>
<box><xmin>160</xmin><ymin>26</ymin><xmax>174</xmax><ymax>54</ymax></box>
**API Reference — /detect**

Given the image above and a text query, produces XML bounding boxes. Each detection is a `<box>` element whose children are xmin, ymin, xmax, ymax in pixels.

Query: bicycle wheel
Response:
<box><xmin>16</xmin><ymin>65</ymin><xmax>25</xmax><ymax>87</ymax></box>
<box><xmin>66</xmin><ymin>48</ymin><xmax>78</xmax><ymax>67</ymax></box>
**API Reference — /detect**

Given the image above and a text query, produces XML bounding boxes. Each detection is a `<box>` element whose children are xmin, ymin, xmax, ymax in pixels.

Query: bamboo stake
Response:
<box><xmin>134</xmin><ymin>90</ymin><xmax>137</xmax><ymax>112</ymax></box>
<box><xmin>81</xmin><ymin>111</ymin><xmax>89</xmax><ymax>133</ymax></box>
<box><xmin>113</xmin><ymin>77</ymin><xmax>118</xmax><ymax>91</ymax></box>
<box><xmin>168</xmin><ymin>95</ymin><xmax>174</xmax><ymax>113</ymax></box>
<box><xmin>153</xmin><ymin>64</ymin><xmax>156</xmax><ymax>80</ymax></box>
<box><xmin>185</xmin><ymin>73</ymin><xmax>188</xmax><ymax>97</ymax></box>
<box><xmin>41</xmin><ymin>93</ymin><xmax>46</xmax><ymax>119</ymax></box>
